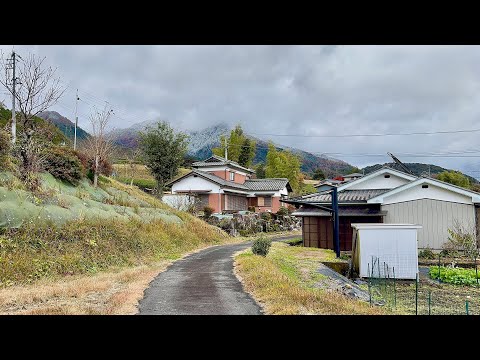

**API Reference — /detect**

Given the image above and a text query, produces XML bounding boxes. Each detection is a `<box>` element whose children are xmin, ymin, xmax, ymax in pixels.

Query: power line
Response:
<box><xmin>249</xmin><ymin>128</ymin><xmax>480</xmax><ymax>138</ymax></box>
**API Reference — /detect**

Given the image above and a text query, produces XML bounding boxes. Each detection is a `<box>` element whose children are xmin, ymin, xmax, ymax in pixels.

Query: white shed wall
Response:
<box><xmin>348</xmin><ymin>173</ymin><xmax>411</xmax><ymax>190</ymax></box>
<box><xmin>383</xmin><ymin>199</ymin><xmax>476</xmax><ymax>249</ymax></box>
<box><xmin>382</xmin><ymin>183</ymin><xmax>472</xmax><ymax>205</ymax></box>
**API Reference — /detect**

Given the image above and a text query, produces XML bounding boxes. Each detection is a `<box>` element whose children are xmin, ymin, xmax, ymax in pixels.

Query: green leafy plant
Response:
<box><xmin>418</xmin><ymin>248</ymin><xmax>435</xmax><ymax>260</ymax></box>
<box><xmin>276</xmin><ymin>207</ymin><xmax>289</xmax><ymax>216</ymax></box>
<box><xmin>429</xmin><ymin>266</ymin><xmax>480</xmax><ymax>286</ymax></box>
<box><xmin>43</xmin><ymin>146</ymin><xmax>85</xmax><ymax>185</ymax></box>
<box><xmin>252</xmin><ymin>236</ymin><xmax>272</xmax><ymax>256</ymax></box>
<box><xmin>285</xmin><ymin>238</ymin><xmax>302</xmax><ymax>246</ymax></box>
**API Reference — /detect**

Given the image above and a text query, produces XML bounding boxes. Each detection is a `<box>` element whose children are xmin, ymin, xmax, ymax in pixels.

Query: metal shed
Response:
<box><xmin>351</xmin><ymin>223</ymin><xmax>422</xmax><ymax>280</ymax></box>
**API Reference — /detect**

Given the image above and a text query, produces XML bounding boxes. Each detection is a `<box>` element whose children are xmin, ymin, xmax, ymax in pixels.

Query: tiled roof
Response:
<box><xmin>166</xmin><ymin>170</ymin><xmax>249</xmax><ymax>191</ymax></box>
<box><xmin>192</xmin><ymin>155</ymin><xmax>254</xmax><ymax>173</ymax></box>
<box><xmin>244</xmin><ymin>178</ymin><xmax>290</xmax><ymax>191</ymax></box>
<box><xmin>286</xmin><ymin>189</ymin><xmax>391</xmax><ymax>204</ymax></box>
<box><xmin>292</xmin><ymin>205</ymin><xmax>387</xmax><ymax>217</ymax></box>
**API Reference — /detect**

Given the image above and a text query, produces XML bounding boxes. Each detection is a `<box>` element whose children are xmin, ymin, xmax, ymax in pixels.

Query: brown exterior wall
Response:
<box><xmin>209</xmin><ymin>170</ymin><xmax>227</xmax><ymax>180</ymax></box>
<box><xmin>302</xmin><ymin>215</ymin><xmax>383</xmax><ymax>251</ymax></box>
<box><xmin>207</xmin><ymin>193</ymin><xmax>223</xmax><ymax>213</ymax></box>
<box><xmin>248</xmin><ymin>197</ymin><xmax>284</xmax><ymax>213</ymax></box>
<box><xmin>233</xmin><ymin>173</ymin><xmax>246</xmax><ymax>184</ymax></box>
<box><xmin>207</xmin><ymin>170</ymin><xmax>247</xmax><ymax>184</ymax></box>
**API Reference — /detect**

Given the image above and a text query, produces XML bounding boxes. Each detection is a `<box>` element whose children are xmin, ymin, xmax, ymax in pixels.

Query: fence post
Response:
<box><xmin>393</xmin><ymin>266</ymin><xmax>396</xmax><ymax>308</ymax></box>
<box><xmin>466</xmin><ymin>300</ymin><xmax>469</xmax><ymax>315</ymax></box>
<box><xmin>367</xmin><ymin>264</ymin><xmax>372</xmax><ymax>306</ymax></box>
<box><xmin>438</xmin><ymin>253</ymin><xmax>441</xmax><ymax>281</ymax></box>
<box><xmin>475</xmin><ymin>255</ymin><xmax>479</xmax><ymax>288</ymax></box>
<box><xmin>415</xmin><ymin>273</ymin><xmax>419</xmax><ymax>315</ymax></box>
<box><xmin>428</xmin><ymin>290</ymin><xmax>431</xmax><ymax>315</ymax></box>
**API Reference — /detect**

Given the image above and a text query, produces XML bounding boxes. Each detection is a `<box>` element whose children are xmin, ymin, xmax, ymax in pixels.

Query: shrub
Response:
<box><xmin>285</xmin><ymin>238</ymin><xmax>303</xmax><ymax>246</ymax></box>
<box><xmin>203</xmin><ymin>206</ymin><xmax>215</xmax><ymax>218</ymax></box>
<box><xmin>276</xmin><ymin>206</ymin><xmax>289</xmax><ymax>216</ymax></box>
<box><xmin>443</xmin><ymin>221</ymin><xmax>479</xmax><ymax>259</ymax></box>
<box><xmin>419</xmin><ymin>248</ymin><xmax>435</xmax><ymax>260</ymax></box>
<box><xmin>43</xmin><ymin>146</ymin><xmax>85</xmax><ymax>185</ymax></box>
<box><xmin>0</xmin><ymin>129</ymin><xmax>11</xmax><ymax>170</ymax></box>
<box><xmin>261</xmin><ymin>212</ymin><xmax>272</xmax><ymax>221</ymax></box>
<box><xmin>429</xmin><ymin>266</ymin><xmax>480</xmax><ymax>286</ymax></box>
<box><xmin>248</xmin><ymin>206</ymin><xmax>256</xmax><ymax>212</ymax></box>
<box><xmin>252</xmin><ymin>236</ymin><xmax>272</xmax><ymax>256</ymax></box>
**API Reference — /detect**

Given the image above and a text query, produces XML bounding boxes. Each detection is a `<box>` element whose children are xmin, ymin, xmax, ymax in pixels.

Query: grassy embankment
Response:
<box><xmin>112</xmin><ymin>163</ymin><xmax>190</xmax><ymax>191</ymax></box>
<box><xmin>0</xmin><ymin>171</ymin><xmax>232</xmax><ymax>314</ymax></box>
<box><xmin>235</xmin><ymin>242</ymin><xmax>384</xmax><ymax>315</ymax></box>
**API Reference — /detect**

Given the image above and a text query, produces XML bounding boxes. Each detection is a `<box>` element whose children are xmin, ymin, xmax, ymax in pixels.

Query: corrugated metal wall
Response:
<box><xmin>382</xmin><ymin>199</ymin><xmax>476</xmax><ymax>249</ymax></box>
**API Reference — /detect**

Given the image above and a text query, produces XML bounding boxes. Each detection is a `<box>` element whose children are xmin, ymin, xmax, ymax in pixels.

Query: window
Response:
<box><xmin>230</xmin><ymin>171</ymin><xmax>235</xmax><ymax>181</ymax></box>
<box><xmin>384</xmin><ymin>174</ymin><xmax>391</xmax><ymax>178</ymax></box>
<box><xmin>257</xmin><ymin>196</ymin><xmax>272</xmax><ymax>207</ymax></box>
<box><xmin>264</xmin><ymin>196</ymin><xmax>272</xmax><ymax>207</ymax></box>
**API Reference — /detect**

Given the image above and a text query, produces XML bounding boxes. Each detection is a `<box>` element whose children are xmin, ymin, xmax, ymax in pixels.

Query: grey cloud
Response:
<box><xmin>1</xmin><ymin>45</ymin><xmax>480</xmax><ymax>177</ymax></box>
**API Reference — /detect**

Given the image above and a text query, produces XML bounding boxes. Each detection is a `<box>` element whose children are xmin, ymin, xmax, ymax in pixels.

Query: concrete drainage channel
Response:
<box><xmin>316</xmin><ymin>263</ymin><xmax>374</xmax><ymax>303</ymax></box>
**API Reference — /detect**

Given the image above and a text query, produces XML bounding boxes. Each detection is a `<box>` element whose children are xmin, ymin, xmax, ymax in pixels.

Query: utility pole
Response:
<box><xmin>73</xmin><ymin>89</ymin><xmax>79</xmax><ymax>150</ymax></box>
<box><xmin>6</xmin><ymin>51</ymin><xmax>19</xmax><ymax>144</ymax></box>
<box><xmin>224</xmin><ymin>137</ymin><xmax>228</xmax><ymax>160</ymax></box>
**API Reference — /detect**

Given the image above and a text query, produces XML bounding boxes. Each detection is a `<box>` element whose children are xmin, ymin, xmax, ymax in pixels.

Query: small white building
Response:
<box><xmin>351</xmin><ymin>223</ymin><xmax>422</xmax><ymax>279</ymax></box>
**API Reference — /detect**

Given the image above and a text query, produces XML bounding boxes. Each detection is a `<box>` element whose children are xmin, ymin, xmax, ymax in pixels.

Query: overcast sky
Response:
<box><xmin>1</xmin><ymin>45</ymin><xmax>480</xmax><ymax>177</ymax></box>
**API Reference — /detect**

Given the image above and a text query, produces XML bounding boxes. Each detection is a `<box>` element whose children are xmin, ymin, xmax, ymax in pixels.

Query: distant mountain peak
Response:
<box><xmin>37</xmin><ymin>110</ymin><xmax>90</xmax><ymax>141</ymax></box>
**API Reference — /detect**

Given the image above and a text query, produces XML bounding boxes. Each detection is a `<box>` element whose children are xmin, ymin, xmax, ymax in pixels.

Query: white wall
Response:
<box><xmin>382</xmin><ymin>183</ymin><xmax>472</xmax><ymax>205</ymax></box>
<box><xmin>250</xmin><ymin>190</ymin><xmax>283</xmax><ymax>197</ymax></box>
<box><xmin>355</xmin><ymin>226</ymin><xmax>419</xmax><ymax>279</ymax></box>
<box><xmin>171</xmin><ymin>175</ymin><xmax>221</xmax><ymax>194</ymax></box>
<box><xmin>162</xmin><ymin>194</ymin><xmax>196</xmax><ymax>211</ymax></box>
<box><xmin>348</xmin><ymin>173</ymin><xmax>411</xmax><ymax>190</ymax></box>
<box><xmin>383</xmin><ymin>199</ymin><xmax>476</xmax><ymax>249</ymax></box>
<box><xmin>195</xmin><ymin>166</ymin><xmax>249</xmax><ymax>176</ymax></box>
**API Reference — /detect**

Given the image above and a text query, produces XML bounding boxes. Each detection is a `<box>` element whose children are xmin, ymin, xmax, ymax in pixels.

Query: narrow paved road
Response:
<box><xmin>137</xmin><ymin>235</ymin><xmax>299</xmax><ymax>315</ymax></box>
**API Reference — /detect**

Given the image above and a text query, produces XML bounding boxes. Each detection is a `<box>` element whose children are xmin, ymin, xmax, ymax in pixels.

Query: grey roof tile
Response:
<box><xmin>243</xmin><ymin>178</ymin><xmax>290</xmax><ymax>191</ymax></box>
<box><xmin>287</xmin><ymin>189</ymin><xmax>391</xmax><ymax>204</ymax></box>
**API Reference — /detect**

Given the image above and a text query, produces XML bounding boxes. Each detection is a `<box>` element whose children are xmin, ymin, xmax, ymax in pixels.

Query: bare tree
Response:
<box><xmin>0</xmin><ymin>52</ymin><xmax>65</xmax><ymax>189</ymax></box>
<box><xmin>0</xmin><ymin>53</ymin><xmax>65</xmax><ymax>140</ymax></box>
<box><xmin>126</xmin><ymin>148</ymin><xmax>142</xmax><ymax>186</ymax></box>
<box><xmin>85</xmin><ymin>107</ymin><xmax>115</xmax><ymax>187</ymax></box>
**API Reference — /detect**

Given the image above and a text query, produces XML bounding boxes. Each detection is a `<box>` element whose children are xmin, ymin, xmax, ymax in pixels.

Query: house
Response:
<box><xmin>283</xmin><ymin>166</ymin><xmax>480</xmax><ymax>251</ymax></box>
<box><xmin>314</xmin><ymin>173</ymin><xmax>364</xmax><ymax>192</ymax></box>
<box><xmin>166</xmin><ymin>155</ymin><xmax>292</xmax><ymax>213</ymax></box>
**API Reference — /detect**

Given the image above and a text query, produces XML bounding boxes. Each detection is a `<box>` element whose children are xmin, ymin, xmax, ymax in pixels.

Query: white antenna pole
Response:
<box><xmin>224</xmin><ymin>137</ymin><xmax>228</xmax><ymax>160</ymax></box>
<box><xmin>73</xmin><ymin>89</ymin><xmax>79</xmax><ymax>150</ymax></box>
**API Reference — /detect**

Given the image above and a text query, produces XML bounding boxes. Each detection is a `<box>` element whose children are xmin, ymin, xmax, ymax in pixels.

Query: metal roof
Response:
<box><xmin>244</xmin><ymin>178</ymin><xmax>291</xmax><ymax>191</ymax></box>
<box><xmin>286</xmin><ymin>189</ymin><xmax>391</xmax><ymax>204</ymax></box>
<box><xmin>292</xmin><ymin>205</ymin><xmax>387</xmax><ymax>217</ymax></box>
<box><xmin>192</xmin><ymin>155</ymin><xmax>254</xmax><ymax>173</ymax></box>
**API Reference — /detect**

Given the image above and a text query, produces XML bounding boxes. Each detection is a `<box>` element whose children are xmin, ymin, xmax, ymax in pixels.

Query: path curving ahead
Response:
<box><xmin>137</xmin><ymin>235</ymin><xmax>298</xmax><ymax>315</ymax></box>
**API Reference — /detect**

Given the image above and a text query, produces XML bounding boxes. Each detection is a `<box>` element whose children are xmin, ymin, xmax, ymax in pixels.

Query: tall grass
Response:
<box><xmin>0</xmin><ymin>215</ymin><xmax>227</xmax><ymax>287</ymax></box>
<box><xmin>235</xmin><ymin>243</ymin><xmax>383</xmax><ymax>315</ymax></box>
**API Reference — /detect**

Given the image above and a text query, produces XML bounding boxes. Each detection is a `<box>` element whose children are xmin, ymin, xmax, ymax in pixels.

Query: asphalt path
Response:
<box><xmin>137</xmin><ymin>235</ymin><xmax>299</xmax><ymax>315</ymax></box>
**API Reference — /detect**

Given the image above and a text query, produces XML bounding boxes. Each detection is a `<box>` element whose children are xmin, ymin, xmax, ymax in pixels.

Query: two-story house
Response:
<box><xmin>166</xmin><ymin>155</ymin><xmax>292</xmax><ymax>213</ymax></box>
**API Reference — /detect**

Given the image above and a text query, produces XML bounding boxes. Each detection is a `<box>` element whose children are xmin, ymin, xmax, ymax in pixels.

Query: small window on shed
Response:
<box><xmin>422</xmin><ymin>184</ymin><xmax>429</xmax><ymax>189</ymax></box>
<box><xmin>384</xmin><ymin>174</ymin><xmax>390</xmax><ymax>178</ymax></box>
